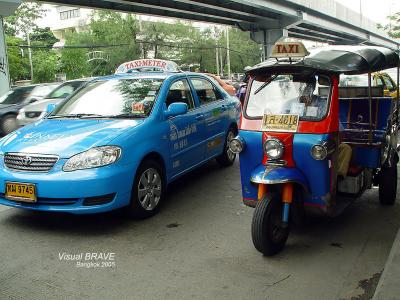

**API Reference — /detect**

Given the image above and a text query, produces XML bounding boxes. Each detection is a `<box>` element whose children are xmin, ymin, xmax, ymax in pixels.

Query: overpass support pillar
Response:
<box><xmin>0</xmin><ymin>0</ymin><xmax>22</xmax><ymax>97</ymax></box>
<box><xmin>251</xmin><ymin>29</ymin><xmax>288</xmax><ymax>60</ymax></box>
<box><xmin>0</xmin><ymin>17</ymin><xmax>10</xmax><ymax>97</ymax></box>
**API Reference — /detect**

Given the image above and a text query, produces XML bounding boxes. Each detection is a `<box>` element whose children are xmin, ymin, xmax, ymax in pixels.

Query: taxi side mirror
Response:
<box><xmin>165</xmin><ymin>102</ymin><xmax>188</xmax><ymax>118</ymax></box>
<box><xmin>46</xmin><ymin>103</ymin><xmax>56</xmax><ymax>114</ymax></box>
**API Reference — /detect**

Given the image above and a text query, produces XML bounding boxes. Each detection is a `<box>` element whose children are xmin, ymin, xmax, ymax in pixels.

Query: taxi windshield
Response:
<box><xmin>246</xmin><ymin>74</ymin><xmax>331</xmax><ymax>121</ymax></box>
<box><xmin>50</xmin><ymin>78</ymin><xmax>164</xmax><ymax>118</ymax></box>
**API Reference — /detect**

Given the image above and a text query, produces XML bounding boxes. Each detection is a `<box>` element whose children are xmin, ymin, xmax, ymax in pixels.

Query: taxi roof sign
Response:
<box><xmin>115</xmin><ymin>59</ymin><xmax>179</xmax><ymax>74</ymax></box>
<box><xmin>270</xmin><ymin>42</ymin><xmax>310</xmax><ymax>59</ymax></box>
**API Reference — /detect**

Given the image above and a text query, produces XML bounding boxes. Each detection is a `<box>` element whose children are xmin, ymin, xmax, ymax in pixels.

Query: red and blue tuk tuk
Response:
<box><xmin>229</xmin><ymin>42</ymin><xmax>400</xmax><ymax>256</ymax></box>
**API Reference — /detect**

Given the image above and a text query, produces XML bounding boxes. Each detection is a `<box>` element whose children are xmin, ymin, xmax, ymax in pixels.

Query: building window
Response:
<box><xmin>60</xmin><ymin>9</ymin><xmax>80</xmax><ymax>20</ymax></box>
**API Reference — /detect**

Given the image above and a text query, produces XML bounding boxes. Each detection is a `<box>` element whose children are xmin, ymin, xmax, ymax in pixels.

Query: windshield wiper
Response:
<box><xmin>99</xmin><ymin>113</ymin><xmax>147</xmax><ymax>119</ymax></box>
<box><xmin>47</xmin><ymin>113</ymin><xmax>104</xmax><ymax>119</ymax></box>
<box><xmin>254</xmin><ymin>74</ymin><xmax>279</xmax><ymax>95</ymax></box>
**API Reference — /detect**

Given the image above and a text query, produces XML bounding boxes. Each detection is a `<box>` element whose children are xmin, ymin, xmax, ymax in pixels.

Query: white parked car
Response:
<box><xmin>17</xmin><ymin>78</ymin><xmax>91</xmax><ymax>126</ymax></box>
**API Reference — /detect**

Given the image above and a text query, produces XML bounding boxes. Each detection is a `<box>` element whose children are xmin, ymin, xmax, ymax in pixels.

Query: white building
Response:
<box><xmin>48</xmin><ymin>5</ymin><xmax>92</xmax><ymax>46</ymax></box>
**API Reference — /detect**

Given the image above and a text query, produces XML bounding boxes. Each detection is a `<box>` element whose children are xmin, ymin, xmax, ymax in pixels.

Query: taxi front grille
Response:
<box><xmin>4</xmin><ymin>153</ymin><xmax>59</xmax><ymax>172</ymax></box>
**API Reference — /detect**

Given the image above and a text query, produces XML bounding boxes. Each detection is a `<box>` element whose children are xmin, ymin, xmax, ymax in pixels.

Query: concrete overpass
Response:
<box><xmin>1</xmin><ymin>0</ymin><xmax>400</xmax><ymax>96</ymax></box>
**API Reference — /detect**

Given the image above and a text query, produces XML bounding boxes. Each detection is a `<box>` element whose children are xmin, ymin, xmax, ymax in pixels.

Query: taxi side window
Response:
<box><xmin>190</xmin><ymin>78</ymin><xmax>222</xmax><ymax>105</ymax></box>
<box><xmin>166</xmin><ymin>79</ymin><xmax>194</xmax><ymax>109</ymax></box>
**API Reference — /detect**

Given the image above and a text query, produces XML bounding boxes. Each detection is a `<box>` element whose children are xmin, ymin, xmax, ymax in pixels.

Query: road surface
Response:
<box><xmin>0</xmin><ymin>159</ymin><xmax>398</xmax><ymax>300</ymax></box>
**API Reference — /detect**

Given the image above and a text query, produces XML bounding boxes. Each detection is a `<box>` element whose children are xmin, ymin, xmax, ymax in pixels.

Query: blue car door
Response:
<box><xmin>189</xmin><ymin>77</ymin><xmax>227</xmax><ymax>158</ymax></box>
<box><xmin>166</xmin><ymin>79</ymin><xmax>205</xmax><ymax>177</ymax></box>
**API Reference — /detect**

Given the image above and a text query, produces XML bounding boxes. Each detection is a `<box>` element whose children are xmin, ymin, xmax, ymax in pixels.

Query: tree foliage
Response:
<box><xmin>378</xmin><ymin>11</ymin><xmax>400</xmax><ymax>38</ymax></box>
<box><xmin>6</xmin><ymin>7</ymin><xmax>262</xmax><ymax>82</ymax></box>
<box><xmin>4</xmin><ymin>2</ymin><xmax>46</xmax><ymax>36</ymax></box>
<box><xmin>5</xmin><ymin>36</ymin><xmax>30</xmax><ymax>82</ymax></box>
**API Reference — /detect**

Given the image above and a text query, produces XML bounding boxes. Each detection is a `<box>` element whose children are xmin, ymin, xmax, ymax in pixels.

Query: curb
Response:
<box><xmin>373</xmin><ymin>227</ymin><xmax>400</xmax><ymax>300</ymax></box>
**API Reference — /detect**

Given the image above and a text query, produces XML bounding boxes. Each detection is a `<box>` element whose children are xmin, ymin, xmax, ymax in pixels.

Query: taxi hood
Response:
<box><xmin>0</xmin><ymin>118</ymin><xmax>144</xmax><ymax>158</ymax></box>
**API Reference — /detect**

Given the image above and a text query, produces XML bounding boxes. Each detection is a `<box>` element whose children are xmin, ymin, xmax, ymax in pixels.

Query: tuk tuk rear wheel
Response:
<box><xmin>379</xmin><ymin>166</ymin><xmax>397</xmax><ymax>205</ymax></box>
<box><xmin>251</xmin><ymin>193</ymin><xmax>289</xmax><ymax>256</ymax></box>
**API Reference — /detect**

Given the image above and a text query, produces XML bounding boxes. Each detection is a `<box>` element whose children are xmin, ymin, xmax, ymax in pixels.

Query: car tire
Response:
<box><xmin>0</xmin><ymin>115</ymin><xmax>18</xmax><ymax>135</ymax></box>
<box><xmin>216</xmin><ymin>127</ymin><xmax>237</xmax><ymax>167</ymax></box>
<box><xmin>126</xmin><ymin>159</ymin><xmax>165</xmax><ymax>219</ymax></box>
<box><xmin>252</xmin><ymin>192</ymin><xmax>289</xmax><ymax>256</ymax></box>
<box><xmin>379</xmin><ymin>165</ymin><xmax>397</xmax><ymax>205</ymax></box>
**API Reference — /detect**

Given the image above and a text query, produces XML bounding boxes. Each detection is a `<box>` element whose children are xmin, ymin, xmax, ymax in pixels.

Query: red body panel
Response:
<box><xmin>262</xmin><ymin>132</ymin><xmax>295</xmax><ymax>167</ymax></box>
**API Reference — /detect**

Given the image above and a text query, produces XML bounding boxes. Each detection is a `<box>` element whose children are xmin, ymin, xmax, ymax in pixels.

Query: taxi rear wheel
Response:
<box><xmin>216</xmin><ymin>128</ymin><xmax>237</xmax><ymax>167</ymax></box>
<box><xmin>127</xmin><ymin>160</ymin><xmax>165</xmax><ymax>219</ymax></box>
<box><xmin>252</xmin><ymin>193</ymin><xmax>289</xmax><ymax>256</ymax></box>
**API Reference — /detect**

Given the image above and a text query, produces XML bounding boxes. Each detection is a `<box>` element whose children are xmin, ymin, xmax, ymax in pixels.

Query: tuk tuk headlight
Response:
<box><xmin>63</xmin><ymin>146</ymin><xmax>121</xmax><ymax>172</ymax></box>
<box><xmin>311</xmin><ymin>144</ymin><xmax>327</xmax><ymax>160</ymax></box>
<box><xmin>264</xmin><ymin>138</ymin><xmax>284</xmax><ymax>160</ymax></box>
<box><xmin>229</xmin><ymin>136</ymin><xmax>245</xmax><ymax>154</ymax></box>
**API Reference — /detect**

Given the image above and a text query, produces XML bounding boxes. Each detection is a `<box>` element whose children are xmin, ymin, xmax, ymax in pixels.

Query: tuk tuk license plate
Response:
<box><xmin>261</xmin><ymin>114</ymin><xmax>299</xmax><ymax>132</ymax></box>
<box><xmin>5</xmin><ymin>182</ymin><xmax>37</xmax><ymax>202</ymax></box>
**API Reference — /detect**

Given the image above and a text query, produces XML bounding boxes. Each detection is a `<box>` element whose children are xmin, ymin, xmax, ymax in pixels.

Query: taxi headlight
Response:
<box><xmin>229</xmin><ymin>136</ymin><xmax>245</xmax><ymax>154</ymax></box>
<box><xmin>311</xmin><ymin>144</ymin><xmax>327</xmax><ymax>160</ymax></box>
<box><xmin>264</xmin><ymin>138</ymin><xmax>284</xmax><ymax>160</ymax></box>
<box><xmin>63</xmin><ymin>146</ymin><xmax>121</xmax><ymax>172</ymax></box>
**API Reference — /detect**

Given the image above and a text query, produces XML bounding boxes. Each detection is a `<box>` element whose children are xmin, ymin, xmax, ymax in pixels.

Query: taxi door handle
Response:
<box><xmin>195</xmin><ymin>114</ymin><xmax>204</xmax><ymax>120</ymax></box>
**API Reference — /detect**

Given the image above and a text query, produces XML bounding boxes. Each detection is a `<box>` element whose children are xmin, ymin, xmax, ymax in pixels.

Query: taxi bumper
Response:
<box><xmin>0</xmin><ymin>158</ymin><xmax>137</xmax><ymax>214</ymax></box>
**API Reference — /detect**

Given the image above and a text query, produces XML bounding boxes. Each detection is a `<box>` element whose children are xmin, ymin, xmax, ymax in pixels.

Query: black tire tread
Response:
<box><xmin>379</xmin><ymin>166</ymin><xmax>397</xmax><ymax>205</ymax></box>
<box><xmin>251</xmin><ymin>193</ymin><xmax>289</xmax><ymax>256</ymax></box>
<box><xmin>216</xmin><ymin>127</ymin><xmax>237</xmax><ymax>167</ymax></box>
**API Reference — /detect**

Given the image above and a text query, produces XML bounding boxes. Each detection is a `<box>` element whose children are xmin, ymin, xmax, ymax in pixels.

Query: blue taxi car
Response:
<box><xmin>0</xmin><ymin>59</ymin><xmax>241</xmax><ymax>217</ymax></box>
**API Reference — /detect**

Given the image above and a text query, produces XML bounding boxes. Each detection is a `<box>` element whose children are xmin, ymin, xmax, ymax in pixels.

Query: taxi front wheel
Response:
<box><xmin>126</xmin><ymin>160</ymin><xmax>165</xmax><ymax>219</ymax></box>
<box><xmin>216</xmin><ymin>128</ymin><xmax>237</xmax><ymax>167</ymax></box>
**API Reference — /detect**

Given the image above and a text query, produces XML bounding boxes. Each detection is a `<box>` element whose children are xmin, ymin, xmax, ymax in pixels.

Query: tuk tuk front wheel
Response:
<box><xmin>251</xmin><ymin>193</ymin><xmax>289</xmax><ymax>256</ymax></box>
<box><xmin>379</xmin><ymin>166</ymin><xmax>397</xmax><ymax>205</ymax></box>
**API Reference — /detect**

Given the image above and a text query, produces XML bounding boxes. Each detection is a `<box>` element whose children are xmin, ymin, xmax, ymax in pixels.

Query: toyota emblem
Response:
<box><xmin>21</xmin><ymin>156</ymin><xmax>32</xmax><ymax>166</ymax></box>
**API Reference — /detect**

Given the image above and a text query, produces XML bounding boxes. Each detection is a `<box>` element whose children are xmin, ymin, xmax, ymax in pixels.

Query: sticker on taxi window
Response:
<box><xmin>261</xmin><ymin>114</ymin><xmax>299</xmax><ymax>132</ymax></box>
<box><xmin>132</xmin><ymin>102</ymin><xmax>145</xmax><ymax>114</ymax></box>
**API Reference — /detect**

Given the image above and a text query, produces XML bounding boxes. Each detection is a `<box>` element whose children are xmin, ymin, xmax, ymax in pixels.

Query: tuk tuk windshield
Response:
<box><xmin>246</xmin><ymin>74</ymin><xmax>331</xmax><ymax>121</ymax></box>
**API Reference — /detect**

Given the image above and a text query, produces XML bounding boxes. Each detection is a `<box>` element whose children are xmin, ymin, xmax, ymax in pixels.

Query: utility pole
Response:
<box><xmin>26</xmin><ymin>31</ymin><xmax>33</xmax><ymax>80</ymax></box>
<box><xmin>138</xmin><ymin>15</ymin><xmax>144</xmax><ymax>59</ymax></box>
<box><xmin>215</xmin><ymin>41</ymin><xmax>220</xmax><ymax>76</ymax></box>
<box><xmin>219</xmin><ymin>40</ymin><xmax>223</xmax><ymax>76</ymax></box>
<box><xmin>226</xmin><ymin>27</ymin><xmax>231</xmax><ymax>79</ymax></box>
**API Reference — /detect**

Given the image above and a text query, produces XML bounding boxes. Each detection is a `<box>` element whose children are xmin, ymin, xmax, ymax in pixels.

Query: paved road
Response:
<box><xmin>0</xmin><ymin>159</ymin><xmax>399</xmax><ymax>300</ymax></box>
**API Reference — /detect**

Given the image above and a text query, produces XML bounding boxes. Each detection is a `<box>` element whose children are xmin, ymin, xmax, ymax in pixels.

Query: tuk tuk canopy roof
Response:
<box><xmin>249</xmin><ymin>46</ymin><xmax>399</xmax><ymax>76</ymax></box>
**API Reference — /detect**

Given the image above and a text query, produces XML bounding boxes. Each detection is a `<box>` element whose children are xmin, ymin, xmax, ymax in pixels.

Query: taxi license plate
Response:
<box><xmin>261</xmin><ymin>114</ymin><xmax>299</xmax><ymax>132</ymax></box>
<box><xmin>5</xmin><ymin>182</ymin><xmax>37</xmax><ymax>203</ymax></box>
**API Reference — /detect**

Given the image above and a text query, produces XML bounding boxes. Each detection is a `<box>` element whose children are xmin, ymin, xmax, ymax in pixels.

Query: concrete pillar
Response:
<box><xmin>251</xmin><ymin>29</ymin><xmax>288</xmax><ymax>60</ymax></box>
<box><xmin>0</xmin><ymin>0</ymin><xmax>22</xmax><ymax>97</ymax></box>
<box><xmin>0</xmin><ymin>17</ymin><xmax>10</xmax><ymax>97</ymax></box>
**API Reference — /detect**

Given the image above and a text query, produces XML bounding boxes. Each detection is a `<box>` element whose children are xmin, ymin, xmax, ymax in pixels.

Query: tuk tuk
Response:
<box><xmin>229</xmin><ymin>42</ymin><xmax>400</xmax><ymax>256</ymax></box>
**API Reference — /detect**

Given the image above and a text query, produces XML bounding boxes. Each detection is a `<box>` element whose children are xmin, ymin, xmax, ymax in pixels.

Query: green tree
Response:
<box><xmin>4</xmin><ymin>2</ymin><xmax>46</xmax><ymax>36</ymax></box>
<box><xmin>378</xmin><ymin>11</ymin><xmax>400</xmax><ymax>38</ymax></box>
<box><xmin>89</xmin><ymin>11</ymin><xmax>140</xmax><ymax>75</ymax></box>
<box><xmin>30</xmin><ymin>27</ymin><xmax>58</xmax><ymax>45</ymax></box>
<box><xmin>4</xmin><ymin>2</ymin><xmax>46</xmax><ymax>80</ymax></box>
<box><xmin>31</xmin><ymin>50</ymin><xmax>58</xmax><ymax>83</ymax></box>
<box><xmin>5</xmin><ymin>36</ymin><xmax>30</xmax><ymax>82</ymax></box>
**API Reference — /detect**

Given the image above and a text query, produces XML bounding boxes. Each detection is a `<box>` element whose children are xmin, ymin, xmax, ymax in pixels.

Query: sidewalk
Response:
<box><xmin>373</xmin><ymin>228</ymin><xmax>400</xmax><ymax>300</ymax></box>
